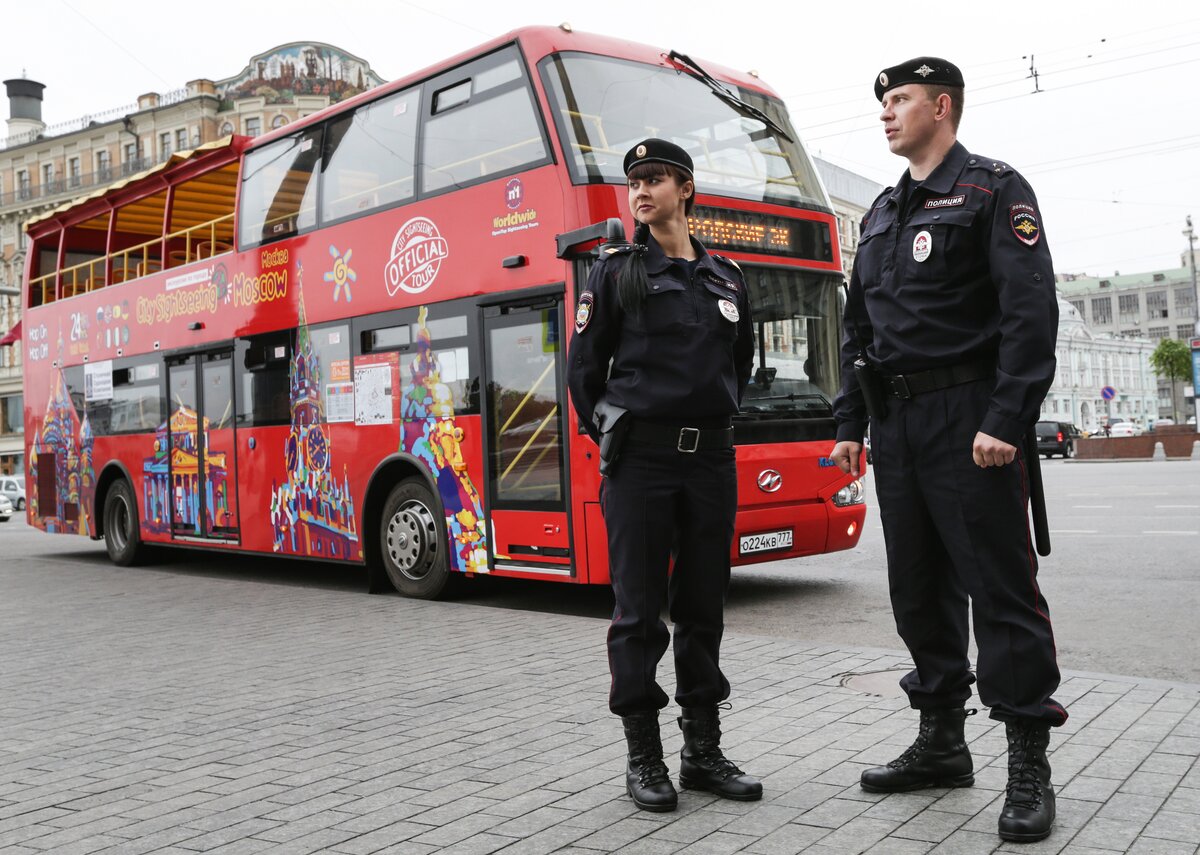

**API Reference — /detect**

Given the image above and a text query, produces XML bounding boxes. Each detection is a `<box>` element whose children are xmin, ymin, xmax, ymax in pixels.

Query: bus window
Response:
<box><xmin>87</xmin><ymin>358</ymin><xmax>163</xmax><ymax>436</ymax></box>
<box><xmin>322</xmin><ymin>87</ymin><xmax>420</xmax><ymax>223</ymax></box>
<box><xmin>236</xmin><ymin>332</ymin><xmax>292</xmax><ymax>427</ymax></box>
<box><xmin>308</xmin><ymin>324</ymin><xmax>353</xmax><ymax>424</ymax></box>
<box><xmin>239</xmin><ymin>126</ymin><xmax>323</xmax><ymax>248</ymax></box>
<box><xmin>421</xmin><ymin>48</ymin><xmax>549</xmax><ymax>194</ymax></box>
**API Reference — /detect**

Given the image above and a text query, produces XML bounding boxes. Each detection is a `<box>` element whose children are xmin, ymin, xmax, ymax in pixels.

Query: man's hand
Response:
<box><xmin>973</xmin><ymin>431</ymin><xmax>1017</xmax><ymax>468</ymax></box>
<box><xmin>831</xmin><ymin>441</ymin><xmax>863</xmax><ymax>477</ymax></box>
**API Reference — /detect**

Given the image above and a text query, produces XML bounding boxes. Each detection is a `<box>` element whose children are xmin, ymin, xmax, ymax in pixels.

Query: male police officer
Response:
<box><xmin>830</xmin><ymin>58</ymin><xmax>1067</xmax><ymax>843</ymax></box>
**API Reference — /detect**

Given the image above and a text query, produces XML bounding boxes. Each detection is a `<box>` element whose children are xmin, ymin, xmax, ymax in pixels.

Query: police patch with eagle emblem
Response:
<box><xmin>1010</xmin><ymin>203</ymin><xmax>1041</xmax><ymax>246</ymax></box>
<box><xmin>575</xmin><ymin>291</ymin><xmax>595</xmax><ymax>333</ymax></box>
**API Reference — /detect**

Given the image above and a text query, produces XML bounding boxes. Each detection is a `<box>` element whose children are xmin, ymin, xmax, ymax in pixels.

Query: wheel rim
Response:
<box><xmin>110</xmin><ymin>494</ymin><xmax>131</xmax><ymax>552</ymax></box>
<box><xmin>385</xmin><ymin>499</ymin><xmax>438</xmax><ymax>581</ymax></box>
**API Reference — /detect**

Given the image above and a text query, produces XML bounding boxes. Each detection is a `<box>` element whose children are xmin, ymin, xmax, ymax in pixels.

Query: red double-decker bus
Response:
<box><xmin>20</xmin><ymin>26</ymin><xmax>865</xmax><ymax>598</ymax></box>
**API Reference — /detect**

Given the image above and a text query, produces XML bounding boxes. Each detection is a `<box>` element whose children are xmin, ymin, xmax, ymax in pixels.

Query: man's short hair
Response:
<box><xmin>924</xmin><ymin>84</ymin><xmax>964</xmax><ymax>131</ymax></box>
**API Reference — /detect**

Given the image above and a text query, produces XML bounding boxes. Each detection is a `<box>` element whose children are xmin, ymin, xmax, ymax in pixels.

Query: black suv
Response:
<box><xmin>1035</xmin><ymin>420</ymin><xmax>1081</xmax><ymax>458</ymax></box>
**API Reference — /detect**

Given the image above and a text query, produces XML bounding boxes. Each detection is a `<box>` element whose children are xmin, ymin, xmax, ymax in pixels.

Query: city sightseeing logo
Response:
<box><xmin>385</xmin><ymin>216</ymin><xmax>449</xmax><ymax>296</ymax></box>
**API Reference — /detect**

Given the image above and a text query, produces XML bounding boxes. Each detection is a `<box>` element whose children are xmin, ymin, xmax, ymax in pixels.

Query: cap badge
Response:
<box><xmin>912</xmin><ymin>230</ymin><xmax>932</xmax><ymax>263</ymax></box>
<box><xmin>635</xmin><ymin>144</ymin><xmax>647</xmax><ymax>158</ymax></box>
<box><xmin>914</xmin><ymin>64</ymin><xmax>934</xmax><ymax>77</ymax></box>
<box><xmin>878</xmin><ymin>72</ymin><xmax>889</xmax><ymax>88</ymax></box>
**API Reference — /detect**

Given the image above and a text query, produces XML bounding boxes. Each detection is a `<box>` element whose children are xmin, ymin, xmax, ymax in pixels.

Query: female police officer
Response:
<box><xmin>567</xmin><ymin>139</ymin><xmax>760</xmax><ymax>812</ymax></box>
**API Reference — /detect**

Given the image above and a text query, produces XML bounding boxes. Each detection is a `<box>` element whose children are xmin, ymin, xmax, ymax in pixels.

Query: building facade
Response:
<box><xmin>0</xmin><ymin>43</ymin><xmax>384</xmax><ymax>475</ymax></box>
<box><xmin>1056</xmin><ymin>248</ymin><xmax>1199</xmax><ymax>421</ymax></box>
<box><xmin>1041</xmin><ymin>297</ymin><xmax>1157</xmax><ymax>433</ymax></box>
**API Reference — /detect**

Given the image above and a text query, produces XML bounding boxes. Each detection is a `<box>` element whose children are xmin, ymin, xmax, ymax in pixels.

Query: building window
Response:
<box><xmin>219</xmin><ymin>121</ymin><xmax>234</xmax><ymax>137</ymax></box>
<box><xmin>124</xmin><ymin>142</ymin><xmax>138</xmax><ymax>164</ymax></box>
<box><xmin>1121</xmin><ymin>328</ymin><xmax>1140</xmax><ymax>337</ymax></box>
<box><xmin>176</xmin><ymin>128</ymin><xmax>189</xmax><ymax>151</ymax></box>
<box><xmin>1147</xmin><ymin>326</ymin><xmax>1169</xmax><ymax>341</ymax></box>
<box><xmin>1146</xmin><ymin>290</ymin><xmax>1168</xmax><ymax>319</ymax></box>
<box><xmin>16</xmin><ymin>169</ymin><xmax>30</xmax><ymax>200</ymax></box>
<box><xmin>160</xmin><ymin>131</ymin><xmax>172</xmax><ymax>158</ymax></box>
<box><xmin>1173</xmin><ymin>286</ymin><xmax>1195</xmax><ymax>319</ymax></box>
<box><xmin>1178</xmin><ymin>324</ymin><xmax>1194</xmax><ymax>340</ymax></box>
<box><xmin>1069</xmin><ymin>299</ymin><xmax>1085</xmax><ymax>318</ymax></box>
<box><xmin>42</xmin><ymin>163</ymin><xmax>55</xmax><ymax>195</ymax></box>
<box><xmin>96</xmin><ymin>149</ymin><xmax>111</xmax><ymax>180</ymax></box>
<box><xmin>1091</xmin><ymin>296</ymin><xmax>1112</xmax><ymax>324</ymax></box>
<box><xmin>68</xmin><ymin>157</ymin><xmax>81</xmax><ymax>187</ymax></box>
<box><xmin>0</xmin><ymin>394</ymin><xmax>22</xmax><ymax>436</ymax></box>
<box><xmin>245</xmin><ymin>116</ymin><xmax>261</xmax><ymax>137</ymax></box>
<box><xmin>1118</xmin><ymin>293</ymin><xmax>1139</xmax><ymax>323</ymax></box>
<box><xmin>271</xmin><ymin>114</ymin><xmax>289</xmax><ymax>129</ymax></box>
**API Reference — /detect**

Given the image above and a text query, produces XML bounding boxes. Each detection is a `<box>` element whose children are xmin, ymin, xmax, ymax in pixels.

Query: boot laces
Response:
<box><xmin>887</xmin><ymin>715</ymin><xmax>935</xmax><ymax>770</ymax></box>
<box><xmin>690</xmin><ymin>719</ymin><xmax>745</xmax><ymax>780</ymax></box>
<box><xmin>1005</xmin><ymin>729</ymin><xmax>1047</xmax><ymax>809</ymax></box>
<box><xmin>628</xmin><ymin>729</ymin><xmax>670</xmax><ymax>786</ymax></box>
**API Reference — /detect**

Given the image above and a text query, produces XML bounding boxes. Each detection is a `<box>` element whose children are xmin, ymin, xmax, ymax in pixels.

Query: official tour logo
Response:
<box><xmin>505</xmin><ymin>178</ymin><xmax>524</xmax><ymax>211</ymax></box>
<box><xmin>385</xmin><ymin>217</ymin><xmax>449</xmax><ymax>295</ymax></box>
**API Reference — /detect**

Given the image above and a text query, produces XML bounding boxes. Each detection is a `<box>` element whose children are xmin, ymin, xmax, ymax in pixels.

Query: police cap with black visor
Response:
<box><xmin>623</xmin><ymin>138</ymin><xmax>694</xmax><ymax>177</ymax></box>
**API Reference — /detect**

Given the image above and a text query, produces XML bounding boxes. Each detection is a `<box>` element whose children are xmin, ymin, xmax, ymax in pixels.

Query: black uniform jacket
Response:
<box><xmin>567</xmin><ymin>234</ymin><xmax>754</xmax><ymax>444</ymax></box>
<box><xmin>834</xmin><ymin>141</ymin><xmax>1058</xmax><ymax>447</ymax></box>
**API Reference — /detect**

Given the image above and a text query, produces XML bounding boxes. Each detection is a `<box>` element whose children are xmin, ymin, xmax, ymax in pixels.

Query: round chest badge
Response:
<box><xmin>912</xmin><ymin>230</ymin><xmax>932</xmax><ymax>263</ymax></box>
<box><xmin>718</xmin><ymin>299</ymin><xmax>740</xmax><ymax>322</ymax></box>
<box><xmin>385</xmin><ymin>217</ymin><xmax>449</xmax><ymax>295</ymax></box>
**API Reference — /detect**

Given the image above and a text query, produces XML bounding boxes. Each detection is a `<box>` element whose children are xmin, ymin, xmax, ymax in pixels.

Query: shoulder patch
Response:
<box><xmin>1009</xmin><ymin>203</ymin><xmax>1041</xmax><ymax>246</ymax></box>
<box><xmin>574</xmin><ymin>291</ymin><xmax>595</xmax><ymax>333</ymax></box>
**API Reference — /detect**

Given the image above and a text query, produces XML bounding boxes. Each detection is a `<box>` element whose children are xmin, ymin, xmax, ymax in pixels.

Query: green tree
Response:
<box><xmin>1149</xmin><ymin>339</ymin><xmax>1194</xmax><ymax>423</ymax></box>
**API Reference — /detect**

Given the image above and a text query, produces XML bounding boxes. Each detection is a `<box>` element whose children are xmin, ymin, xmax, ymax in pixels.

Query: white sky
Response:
<box><xmin>7</xmin><ymin>0</ymin><xmax>1198</xmax><ymax>278</ymax></box>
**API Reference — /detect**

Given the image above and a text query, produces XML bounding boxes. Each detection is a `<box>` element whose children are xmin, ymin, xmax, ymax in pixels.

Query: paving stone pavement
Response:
<box><xmin>1</xmin><ymin>558</ymin><xmax>1198</xmax><ymax>855</ymax></box>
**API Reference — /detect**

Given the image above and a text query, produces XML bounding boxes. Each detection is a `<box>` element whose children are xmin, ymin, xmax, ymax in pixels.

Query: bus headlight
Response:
<box><xmin>832</xmin><ymin>478</ymin><xmax>865</xmax><ymax>507</ymax></box>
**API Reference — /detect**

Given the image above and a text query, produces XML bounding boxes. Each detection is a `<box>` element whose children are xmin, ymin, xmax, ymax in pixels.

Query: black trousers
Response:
<box><xmin>871</xmin><ymin>379</ymin><xmax>1068</xmax><ymax>726</ymax></box>
<box><xmin>601</xmin><ymin>442</ymin><xmax>736</xmax><ymax>717</ymax></box>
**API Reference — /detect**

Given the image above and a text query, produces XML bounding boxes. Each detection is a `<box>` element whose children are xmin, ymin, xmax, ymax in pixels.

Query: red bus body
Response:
<box><xmin>21</xmin><ymin>26</ymin><xmax>865</xmax><ymax>594</ymax></box>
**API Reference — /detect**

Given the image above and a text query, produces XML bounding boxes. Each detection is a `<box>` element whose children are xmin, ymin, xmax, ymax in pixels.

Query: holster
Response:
<box><xmin>854</xmin><ymin>356</ymin><xmax>888</xmax><ymax>422</ymax></box>
<box><xmin>592</xmin><ymin>399</ymin><xmax>631</xmax><ymax>477</ymax></box>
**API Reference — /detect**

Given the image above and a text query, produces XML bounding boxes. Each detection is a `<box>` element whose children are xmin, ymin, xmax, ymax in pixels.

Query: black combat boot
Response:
<box><xmin>621</xmin><ymin>712</ymin><xmax>677</xmax><ymax>812</ymax></box>
<box><xmin>677</xmin><ymin>707</ymin><xmax>763</xmax><ymax>801</ymax></box>
<box><xmin>860</xmin><ymin>707</ymin><xmax>975</xmax><ymax>792</ymax></box>
<box><xmin>998</xmin><ymin>721</ymin><xmax>1055</xmax><ymax>842</ymax></box>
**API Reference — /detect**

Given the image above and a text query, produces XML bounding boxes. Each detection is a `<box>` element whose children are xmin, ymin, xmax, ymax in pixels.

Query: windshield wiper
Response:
<box><xmin>667</xmin><ymin>50</ymin><xmax>793</xmax><ymax>143</ymax></box>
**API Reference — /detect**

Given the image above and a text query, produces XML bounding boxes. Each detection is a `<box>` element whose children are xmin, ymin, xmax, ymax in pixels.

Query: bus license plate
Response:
<box><xmin>739</xmin><ymin>529</ymin><xmax>793</xmax><ymax>555</ymax></box>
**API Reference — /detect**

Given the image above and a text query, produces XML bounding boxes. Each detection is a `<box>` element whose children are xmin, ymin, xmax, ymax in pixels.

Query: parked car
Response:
<box><xmin>1151</xmin><ymin>418</ymin><xmax>1175</xmax><ymax>429</ymax></box>
<box><xmin>0</xmin><ymin>494</ymin><xmax>12</xmax><ymax>522</ymax></box>
<box><xmin>0</xmin><ymin>475</ymin><xmax>24</xmax><ymax>510</ymax></box>
<box><xmin>1109</xmin><ymin>422</ymin><xmax>1141</xmax><ymax>437</ymax></box>
<box><xmin>1034</xmin><ymin>420</ymin><xmax>1081</xmax><ymax>458</ymax></box>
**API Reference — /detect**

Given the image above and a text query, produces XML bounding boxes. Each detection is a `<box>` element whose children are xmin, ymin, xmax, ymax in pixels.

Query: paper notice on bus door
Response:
<box><xmin>353</xmin><ymin>352</ymin><xmax>400</xmax><ymax>425</ymax></box>
<box><xmin>85</xmin><ymin>360</ymin><xmax>114</xmax><ymax>402</ymax></box>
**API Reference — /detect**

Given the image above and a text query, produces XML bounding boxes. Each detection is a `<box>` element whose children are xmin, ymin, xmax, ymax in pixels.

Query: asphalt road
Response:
<box><xmin>3</xmin><ymin>457</ymin><xmax>1196</xmax><ymax>684</ymax></box>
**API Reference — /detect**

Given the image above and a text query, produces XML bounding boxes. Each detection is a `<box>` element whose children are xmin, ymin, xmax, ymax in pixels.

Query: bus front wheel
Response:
<box><xmin>104</xmin><ymin>479</ymin><xmax>144</xmax><ymax>566</ymax></box>
<box><xmin>380</xmin><ymin>478</ymin><xmax>450</xmax><ymax>599</ymax></box>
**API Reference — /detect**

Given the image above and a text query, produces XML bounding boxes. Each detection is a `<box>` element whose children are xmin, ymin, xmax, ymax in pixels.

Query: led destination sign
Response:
<box><xmin>688</xmin><ymin>206</ymin><xmax>833</xmax><ymax>262</ymax></box>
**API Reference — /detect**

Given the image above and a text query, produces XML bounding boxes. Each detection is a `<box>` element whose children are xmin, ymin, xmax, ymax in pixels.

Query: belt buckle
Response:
<box><xmin>891</xmin><ymin>375</ymin><xmax>912</xmax><ymax>400</ymax></box>
<box><xmin>677</xmin><ymin>427</ymin><xmax>700</xmax><ymax>453</ymax></box>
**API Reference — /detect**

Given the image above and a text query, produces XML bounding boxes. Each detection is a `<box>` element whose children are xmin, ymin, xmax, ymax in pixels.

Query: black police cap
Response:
<box><xmin>874</xmin><ymin>57</ymin><xmax>964</xmax><ymax>101</ymax></box>
<box><xmin>623</xmin><ymin>138</ymin><xmax>694</xmax><ymax>177</ymax></box>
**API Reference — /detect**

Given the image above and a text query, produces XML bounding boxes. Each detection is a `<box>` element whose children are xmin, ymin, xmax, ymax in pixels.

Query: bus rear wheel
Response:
<box><xmin>104</xmin><ymin>479</ymin><xmax>144</xmax><ymax>566</ymax></box>
<box><xmin>380</xmin><ymin>478</ymin><xmax>450</xmax><ymax>599</ymax></box>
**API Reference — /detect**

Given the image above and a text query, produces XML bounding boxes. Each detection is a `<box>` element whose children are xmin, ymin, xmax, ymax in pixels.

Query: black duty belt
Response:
<box><xmin>626</xmin><ymin>422</ymin><xmax>734</xmax><ymax>452</ymax></box>
<box><xmin>882</xmin><ymin>359</ymin><xmax>995</xmax><ymax>400</ymax></box>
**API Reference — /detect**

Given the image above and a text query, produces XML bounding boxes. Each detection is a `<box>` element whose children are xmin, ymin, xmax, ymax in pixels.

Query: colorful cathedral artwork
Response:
<box><xmin>269</xmin><ymin>284</ymin><xmax>360</xmax><ymax>559</ymax></box>
<box><xmin>29</xmin><ymin>365</ymin><xmax>95</xmax><ymax>535</ymax></box>
<box><xmin>401</xmin><ymin>306</ymin><xmax>489</xmax><ymax>575</ymax></box>
<box><xmin>141</xmin><ymin>407</ymin><xmax>235</xmax><ymax>538</ymax></box>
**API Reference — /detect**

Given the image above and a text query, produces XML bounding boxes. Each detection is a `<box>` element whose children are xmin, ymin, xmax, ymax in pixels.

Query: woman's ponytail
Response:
<box><xmin>617</xmin><ymin>220</ymin><xmax>651</xmax><ymax>317</ymax></box>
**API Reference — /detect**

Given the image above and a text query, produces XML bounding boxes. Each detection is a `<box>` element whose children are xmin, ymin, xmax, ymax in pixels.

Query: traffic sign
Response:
<box><xmin>1101</xmin><ymin>385</ymin><xmax>1117</xmax><ymax>401</ymax></box>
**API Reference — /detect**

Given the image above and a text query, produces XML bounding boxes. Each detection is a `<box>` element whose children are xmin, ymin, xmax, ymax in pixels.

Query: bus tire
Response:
<box><xmin>104</xmin><ymin>479</ymin><xmax>144</xmax><ymax>566</ymax></box>
<box><xmin>380</xmin><ymin>478</ymin><xmax>451</xmax><ymax>599</ymax></box>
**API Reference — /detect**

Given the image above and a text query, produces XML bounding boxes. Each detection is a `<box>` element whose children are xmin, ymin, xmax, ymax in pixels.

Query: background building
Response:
<box><xmin>0</xmin><ymin>44</ymin><xmax>383</xmax><ymax>475</ymax></box>
<box><xmin>1042</xmin><ymin>297</ymin><xmax>1157</xmax><ymax>432</ymax></box>
<box><xmin>1056</xmin><ymin>246</ymin><xmax>1199</xmax><ymax>421</ymax></box>
<box><xmin>814</xmin><ymin>157</ymin><xmax>884</xmax><ymax>281</ymax></box>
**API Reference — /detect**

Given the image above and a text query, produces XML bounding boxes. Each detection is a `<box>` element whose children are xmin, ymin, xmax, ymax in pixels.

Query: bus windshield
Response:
<box><xmin>738</xmin><ymin>265</ymin><xmax>842</xmax><ymax>442</ymax></box>
<box><xmin>540</xmin><ymin>52</ymin><xmax>828</xmax><ymax>210</ymax></box>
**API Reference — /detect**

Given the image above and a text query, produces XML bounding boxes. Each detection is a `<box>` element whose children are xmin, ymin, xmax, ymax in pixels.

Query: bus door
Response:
<box><xmin>166</xmin><ymin>350</ymin><xmax>239</xmax><ymax>542</ymax></box>
<box><xmin>481</xmin><ymin>294</ymin><xmax>572</xmax><ymax>576</ymax></box>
